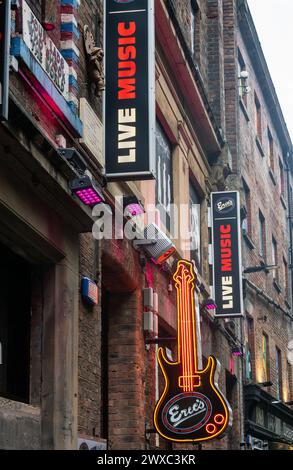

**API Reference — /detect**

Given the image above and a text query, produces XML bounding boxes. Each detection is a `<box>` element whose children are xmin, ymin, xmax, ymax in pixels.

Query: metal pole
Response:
<box><xmin>285</xmin><ymin>152</ymin><xmax>293</xmax><ymax>311</ymax></box>
<box><xmin>0</xmin><ymin>0</ymin><xmax>11</xmax><ymax>121</ymax></box>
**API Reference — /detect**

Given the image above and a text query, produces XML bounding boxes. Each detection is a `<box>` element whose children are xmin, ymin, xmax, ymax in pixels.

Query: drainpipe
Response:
<box><xmin>285</xmin><ymin>151</ymin><xmax>293</xmax><ymax>311</ymax></box>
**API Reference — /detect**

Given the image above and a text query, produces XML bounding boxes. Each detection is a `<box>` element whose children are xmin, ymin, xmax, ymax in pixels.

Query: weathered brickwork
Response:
<box><xmin>78</xmin><ymin>234</ymin><xmax>102</xmax><ymax>439</ymax></box>
<box><xmin>236</xmin><ymin>8</ymin><xmax>293</xmax><ymax>408</ymax></box>
<box><xmin>2</xmin><ymin>0</ymin><xmax>292</xmax><ymax>451</ymax></box>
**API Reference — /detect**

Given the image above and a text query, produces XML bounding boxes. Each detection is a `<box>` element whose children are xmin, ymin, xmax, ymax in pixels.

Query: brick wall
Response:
<box><xmin>236</xmin><ymin>4</ymin><xmax>293</xmax><ymax>413</ymax></box>
<box><xmin>223</xmin><ymin>0</ymin><xmax>238</xmax><ymax>171</ymax></box>
<box><xmin>77</xmin><ymin>0</ymin><xmax>103</xmax><ymax>119</ymax></box>
<box><xmin>107</xmin><ymin>289</ymin><xmax>146</xmax><ymax>450</ymax></box>
<box><xmin>206</xmin><ymin>0</ymin><xmax>226</xmax><ymax>132</ymax></box>
<box><xmin>78</xmin><ymin>234</ymin><xmax>102</xmax><ymax>439</ymax></box>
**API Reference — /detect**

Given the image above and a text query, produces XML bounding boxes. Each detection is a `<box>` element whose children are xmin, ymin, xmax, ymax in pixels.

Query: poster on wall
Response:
<box><xmin>211</xmin><ymin>191</ymin><xmax>244</xmax><ymax>318</ymax></box>
<box><xmin>104</xmin><ymin>0</ymin><xmax>155</xmax><ymax>180</ymax></box>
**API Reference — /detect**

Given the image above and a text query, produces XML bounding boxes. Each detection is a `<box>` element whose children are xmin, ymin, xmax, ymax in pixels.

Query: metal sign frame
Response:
<box><xmin>104</xmin><ymin>0</ymin><xmax>155</xmax><ymax>181</ymax></box>
<box><xmin>211</xmin><ymin>191</ymin><xmax>244</xmax><ymax>318</ymax></box>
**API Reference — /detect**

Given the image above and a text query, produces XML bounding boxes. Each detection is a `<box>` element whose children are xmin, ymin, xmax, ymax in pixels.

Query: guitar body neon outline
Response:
<box><xmin>154</xmin><ymin>260</ymin><xmax>232</xmax><ymax>442</ymax></box>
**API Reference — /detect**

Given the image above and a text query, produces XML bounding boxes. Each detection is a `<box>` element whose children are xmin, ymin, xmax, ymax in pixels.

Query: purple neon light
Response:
<box><xmin>205</xmin><ymin>303</ymin><xmax>216</xmax><ymax>310</ymax></box>
<box><xmin>126</xmin><ymin>203</ymin><xmax>144</xmax><ymax>216</ymax></box>
<box><xmin>75</xmin><ymin>188</ymin><xmax>103</xmax><ymax>206</ymax></box>
<box><xmin>232</xmin><ymin>351</ymin><xmax>242</xmax><ymax>357</ymax></box>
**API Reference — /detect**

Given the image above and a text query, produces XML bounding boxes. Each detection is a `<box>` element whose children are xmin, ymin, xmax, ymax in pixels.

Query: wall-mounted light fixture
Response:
<box><xmin>203</xmin><ymin>298</ymin><xmax>217</xmax><ymax>311</ymax></box>
<box><xmin>70</xmin><ymin>175</ymin><xmax>104</xmax><ymax>207</ymax></box>
<box><xmin>123</xmin><ymin>195</ymin><xmax>145</xmax><ymax>217</ymax></box>
<box><xmin>231</xmin><ymin>346</ymin><xmax>243</xmax><ymax>357</ymax></box>
<box><xmin>133</xmin><ymin>223</ymin><xmax>176</xmax><ymax>265</ymax></box>
<box><xmin>257</xmin><ymin>381</ymin><xmax>273</xmax><ymax>388</ymax></box>
<box><xmin>57</xmin><ymin>148</ymin><xmax>87</xmax><ymax>175</ymax></box>
<box><xmin>238</xmin><ymin>70</ymin><xmax>251</xmax><ymax>95</ymax></box>
<box><xmin>244</xmin><ymin>264</ymin><xmax>278</xmax><ymax>274</ymax></box>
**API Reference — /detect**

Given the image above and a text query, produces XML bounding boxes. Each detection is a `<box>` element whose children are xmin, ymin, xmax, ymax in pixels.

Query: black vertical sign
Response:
<box><xmin>0</xmin><ymin>0</ymin><xmax>10</xmax><ymax>121</ymax></box>
<box><xmin>104</xmin><ymin>0</ymin><xmax>155</xmax><ymax>180</ymax></box>
<box><xmin>211</xmin><ymin>191</ymin><xmax>244</xmax><ymax>317</ymax></box>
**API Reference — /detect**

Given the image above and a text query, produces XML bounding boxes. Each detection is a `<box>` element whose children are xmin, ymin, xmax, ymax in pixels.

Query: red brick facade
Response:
<box><xmin>0</xmin><ymin>0</ymin><xmax>292</xmax><ymax>451</ymax></box>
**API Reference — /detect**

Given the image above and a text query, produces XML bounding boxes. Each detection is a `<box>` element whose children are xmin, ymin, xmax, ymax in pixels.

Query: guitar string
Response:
<box><xmin>182</xmin><ymin>272</ymin><xmax>190</xmax><ymax>392</ymax></box>
<box><xmin>181</xmin><ymin>272</ymin><xmax>188</xmax><ymax>392</ymax></box>
<box><xmin>182</xmin><ymin>269</ymin><xmax>193</xmax><ymax>392</ymax></box>
<box><xmin>180</xmin><ymin>273</ymin><xmax>188</xmax><ymax>392</ymax></box>
<box><xmin>185</xmin><ymin>272</ymin><xmax>194</xmax><ymax>392</ymax></box>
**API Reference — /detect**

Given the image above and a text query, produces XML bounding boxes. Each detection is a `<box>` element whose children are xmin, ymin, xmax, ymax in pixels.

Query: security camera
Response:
<box><xmin>240</xmin><ymin>70</ymin><xmax>249</xmax><ymax>79</ymax></box>
<box><xmin>244</xmin><ymin>86</ymin><xmax>251</xmax><ymax>94</ymax></box>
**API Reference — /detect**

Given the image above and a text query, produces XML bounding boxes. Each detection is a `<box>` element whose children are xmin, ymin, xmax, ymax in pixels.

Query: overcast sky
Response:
<box><xmin>247</xmin><ymin>1</ymin><xmax>293</xmax><ymax>141</ymax></box>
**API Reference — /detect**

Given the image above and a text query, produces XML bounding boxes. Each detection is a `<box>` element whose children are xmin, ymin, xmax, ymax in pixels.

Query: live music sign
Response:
<box><xmin>104</xmin><ymin>0</ymin><xmax>156</xmax><ymax>180</ymax></box>
<box><xmin>211</xmin><ymin>192</ymin><xmax>244</xmax><ymax>318</ymax></box>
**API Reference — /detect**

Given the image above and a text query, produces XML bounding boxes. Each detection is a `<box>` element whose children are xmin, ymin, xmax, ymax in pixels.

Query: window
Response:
<box><xmin>268</xmin><ymin>128</ymin><xmax>274</xmax><ymax>171</ymax></box>
<box><xmin>283</xmin><ymin>257</ymin><xmax>289</xmax><ymax>300</ymax></box>
<box><xmin>0</xmin><ymin>243</ymin><xmax>31</xmax><ymax>403</ymax></box>
<box><xmin>255</xmin><ymin>93</ymin><xmax>262</xmax><ymax>142</ymax></box>
<box><xmin>276</xmin><ymin>348</ymin><xmax>283</xmax><ymax>400</ymax></box>
<box><xmin>279</xmin><ymin>157</ymin><xmax>285</xmax><ymax>196</ymax></box>
<box><xmin>242</xmin><ymin>179</ymin><xmax>251</xmax><ymax>235</ymax></box>
<box><xmin>190</xmin><ymin>0</ymin><xmax>199</xmax><ymax>57</ymax></box>
<box><xmin>189</xmin><ymin>180</ymin><xmax>201</xmax><ymax>270</ymax></box>
<box><xmin>246</xmin><ymin>317</ymin><xmax>254</xmax><ymax>381</ymax></box>
<box><xmin>262</xmin><ymin>334</ymin><xmax>269</xmax><ymax>382</ymax></box>
<box><xmin>190</xmin><ymin>5</ymin><xmax>195</xmax><ymax>56</ymax></box>
<box><xmin>246</xmin><ymin>348</ymin><xmax>252</xmax><ymax>381</ymax></box>
<box><xmin>287</xmin><ymin>361</ymin><xmax>293</xmax><ymax>401</ymax></box>
<box><xmin>238</xmin><ymin>51</ymin><xmax>248</xmax><ymax>106</ymax></box>
<box><xmin>271</xmin><ymin>236</ymin><xmax>278</xmax><ymax>281</ymax></box>
<box><xmin>155</xmin><ymin>121</ymin><xmax>173</xmax><ymax>231</ymax></box>
<box><xmin>259</xmin><ymin>210</ymin><xmax>266</xmax><ymax>259</ymax></box>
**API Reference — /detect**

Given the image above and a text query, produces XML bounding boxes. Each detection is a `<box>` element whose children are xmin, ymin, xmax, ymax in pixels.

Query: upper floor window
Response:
<box><xmin>242</xmin><ymin>179</ymin><xmax>251</xmax><ymax>236</ymax></box>
<box><xmin>276</xmin><ymin>347</ymin><xmax>283</xmax><ymax>400</ymax></box>
<box><xmin>271</xmin><ymin>236</ymin><xmax>278</xmax><ymax>281</ymax></box>
<box><xmin>189</xmin><ymin>180</ymin><xmax>201</xmax><ymax>271</ymax></box>
<box><xmin>238</xmin><ymin>51</ymin><xmax>248</xmax><ymax>106</ymax></box>
<box><xmin>246</xmin><ymin>317</ymin><xmax>254</xmax><ymax>382</ymax></box>
<box><xmin>190</xmin><ymin>0</ymin><xmax>199</xmax><ymax>57</ymax></box>
<box><xmin>283</xmin><ymin>257</ymin><xmax>289</xmax><ymax>301</ymax></box>
<box><xmin>268</xmin><ymin>128</ymin><xmax>274</xmax><ymax>171</ymax></box>
<box><xmin>255</xmin><ymin>93</ymin><xmax>262</xmax><ymax>142</ymax></box>
<box><xmin>259</xmin><ymin>210</ymin><xmax>266</xmax><ymax>259</ymax></box>
<box><xmin>155</xmin><ymin>121</ymin><xmax>173</xmax><ymax>231</ymax></box>
<box><xmin>262</xmin><ymin>333</ymin><xmax>269</xmax><ymax>382</ymax></box>
<box><xmin>287</xmin><ymin>361</ymin><xmax>293</xmax><ymax>401</ymax></box>
<box><xmin>279</xmin><ymin>157</ymin><xmax>285</xmax><ymax>196</ymax></box>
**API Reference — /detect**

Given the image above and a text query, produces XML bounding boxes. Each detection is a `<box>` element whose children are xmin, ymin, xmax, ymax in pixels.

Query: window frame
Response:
<box><xmin>275</xmin><ymin>347</ymin><xmax>283</xmax><ymax>401</ymax></box>
<box><xmin>262</xmin><ymin>333</ymin><xmax>270</xmax><ymax>383</ymax></box>
<box><xmin>259</xmin><ymin>210</ymin><xmax>266</xmax><ymax>260</ymax></box>
<box><xmin>268</xmin><ymin>127</ymin><xmax>274</xmax><ymax>171</ymax></box>
<box><xmin>155</xmin><ymin>119</ymin><xmax>174</xmax><ymax>232</ymax></box>
<box><xmin>271</xmin><ymin>235</ymin><xmax>278</xmax><ymax>281</ymax></box>
<box><xmin>189</xmin><ymin>178</ymin><xmax>202</xmax><ymax>272</ymax></box>
<box><xmin>255</xmin><ymin>93</ymin><xmax>262</xmax><ymax>142</ymax></box>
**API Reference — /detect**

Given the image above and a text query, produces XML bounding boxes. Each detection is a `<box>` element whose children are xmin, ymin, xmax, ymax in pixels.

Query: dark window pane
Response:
<box><xmin>155</xmin><ymin>121</ymin><xmax>173</xmax><ymax>231</ymax></box>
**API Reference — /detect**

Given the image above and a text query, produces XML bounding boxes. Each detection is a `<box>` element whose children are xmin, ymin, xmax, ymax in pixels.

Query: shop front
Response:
<box><xmin>245</xmin><ymin>384</ymin><xmax>293</xmax><ymax>450</ymax></box>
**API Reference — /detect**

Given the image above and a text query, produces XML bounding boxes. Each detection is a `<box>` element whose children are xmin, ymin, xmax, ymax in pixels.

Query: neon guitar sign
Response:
<box><xmin>154</xmin><ymin>260</ymin><xmax>232</xmax><ymax>442</ymax></box>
